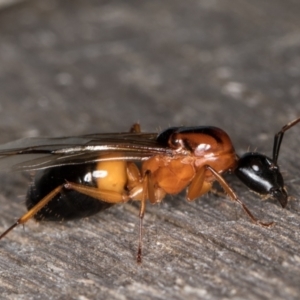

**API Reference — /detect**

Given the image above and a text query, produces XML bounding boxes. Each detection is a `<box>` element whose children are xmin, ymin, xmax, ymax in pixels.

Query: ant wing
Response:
<box><xmin>0</xmin><ymin>132</ymin><xmax>172</xmax><ymax>171</ymax></box>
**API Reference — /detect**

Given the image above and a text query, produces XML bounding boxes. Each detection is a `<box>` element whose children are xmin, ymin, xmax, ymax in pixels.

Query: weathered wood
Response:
<box><xmin>0</xmin><ymin>0</ymin><xmax>300</xmax><ymax>299</ymax></box>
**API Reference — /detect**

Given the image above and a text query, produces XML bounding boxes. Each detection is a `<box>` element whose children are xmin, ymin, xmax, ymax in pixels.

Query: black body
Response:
<box><xmin>26</xmin><ymin>164</ymin><xmax>113</xmax><ymax>221</ymax></box>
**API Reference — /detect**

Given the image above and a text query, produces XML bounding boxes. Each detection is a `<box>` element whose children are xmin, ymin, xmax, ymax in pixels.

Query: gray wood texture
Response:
<box><xmin>0</xmin><ymin>0</ymin><xmax>300</xmax><ymax>299</ymax></box>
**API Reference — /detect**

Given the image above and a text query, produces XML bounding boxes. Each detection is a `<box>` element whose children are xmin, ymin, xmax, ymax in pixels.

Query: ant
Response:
<box><xmin>0</xmin><ymin>118</ymin><xmax>299</xmax><ymax>262</ymax></box>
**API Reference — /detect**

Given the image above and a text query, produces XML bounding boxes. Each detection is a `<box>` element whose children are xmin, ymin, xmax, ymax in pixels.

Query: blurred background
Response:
<box><xmin>0</xmin><ymin>0</ymin><xmax>300</xmax><ymax>299</ymax></box>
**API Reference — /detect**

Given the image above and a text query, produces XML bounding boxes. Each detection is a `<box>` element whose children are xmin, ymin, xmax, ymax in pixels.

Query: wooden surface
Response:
<box><xmin>0</xmin><ymin>0</ymin><xmax>300</xmax><ymax>299</ymax></box>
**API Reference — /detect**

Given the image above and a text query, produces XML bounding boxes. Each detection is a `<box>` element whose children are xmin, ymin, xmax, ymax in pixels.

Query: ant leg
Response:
<box><xmin>64</xmin><ymin>182</ymin><xmax>129</xmax><ymax>204</ymax></box>
<box><xmin>136</xmin><ymin>170</ymin><xmax>154</xmax><ymax>263</ymax></box>
<box><xmin>205</xmin><ymin>165</ymin><xmax>274</xmax><ymax>227</ymax></box>
<box><xmin>137</xmin><ymin>188</ymin><xmax>146</xmax><ymax>264</ymax></box>
<box><xmin>273</xmin><ymin>117</ymin><xmax>300</xmax><ymax>164</ymax></box>
<box><xmin>127</xmin><ymin>162</ymin><xmax>161</xmax><ymax>204</ymax></box>
<box><xmin>64</xmin><ymin>180</ymin><xmax>145</xmax><ymax>262</ymax></box>
<box><xmin>66</xmin><ymin>168</ymin><xmax>157</xmax><ymax>263</ymax></box>
<box><xmin>187</xmin><ymin>167</ymin><xmax>212</xmax><ymax>201</ymax></box>
<box><xmin>0</xmin><ymin>185</ymin><xmax>64</xmax><ymax>240</ymax></box>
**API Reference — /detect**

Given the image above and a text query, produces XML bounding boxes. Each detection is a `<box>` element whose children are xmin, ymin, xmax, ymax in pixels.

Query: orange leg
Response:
<box><xmin>0</xmin><ymin>185</ymin><xmax>64</xmax><ymax>240</ymax></box>
<box><xmin>135</xmin><ymin>170</ymin><xmax>158</xmax><ymax>263</ymax></box>
<box><xmin>65</xmin><ymin>162</ymin><xmax>160</xmax><ymax>263</ymax></box>
<box><xmin>0</xmin><ymin>162</ymin><xmax>142</xmax><ymax>240</ymax></box>
<box><xmin>136</xmin><ymin>171</ymin><xmax>148</xmax><ymax>263</ymax></box>
<box><xmin>205</xmin><ymin>165</ymin><xmax>273</xmax><ymax>227</ymax></box>
<box><xmin>187</xmin><ymin>167</ymin><xmax>212</xmax><ymax>201</ymax></box>
<box><xmin>63</xmin><ymin>182</ymin><xmax>129</xmax><ymax>204</ymax></box>
<box><xmin>65</xmin><ymin>169</ymin><xmax>157</xmax><ymax>263</ymax></box>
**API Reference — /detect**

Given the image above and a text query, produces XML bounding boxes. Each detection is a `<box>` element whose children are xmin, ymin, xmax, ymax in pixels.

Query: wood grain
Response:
<box><xmin>0</xmin><ymin>0</ymin><xmax>300</xmax><ymax>299</ymax></box>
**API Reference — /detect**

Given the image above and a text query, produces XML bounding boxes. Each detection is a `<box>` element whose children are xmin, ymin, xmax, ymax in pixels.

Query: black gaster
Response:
<box><xmin>26</xmin><ymin>164</ymin><xmax>113</xmax><ymax>221</ymax></box>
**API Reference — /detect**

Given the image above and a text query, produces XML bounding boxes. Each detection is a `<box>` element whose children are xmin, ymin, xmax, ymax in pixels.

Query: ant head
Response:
<box><xmin>234</xmin><ymin>152</ymin><xmax>287</xmax><ymax>207</ymax></box>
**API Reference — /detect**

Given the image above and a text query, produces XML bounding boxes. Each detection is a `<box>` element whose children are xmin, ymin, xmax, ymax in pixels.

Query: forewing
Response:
<box><xmin>0</xmin><ymin>132</ymin><xmax>172</xmax><ymax>171</ymax></box>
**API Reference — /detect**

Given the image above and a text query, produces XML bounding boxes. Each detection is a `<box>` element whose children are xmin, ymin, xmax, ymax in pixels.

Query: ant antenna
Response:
<box><xmin>272</xmin><ymin>117</ymin><xmax>300</xmax><ymax>164</ymax></box>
